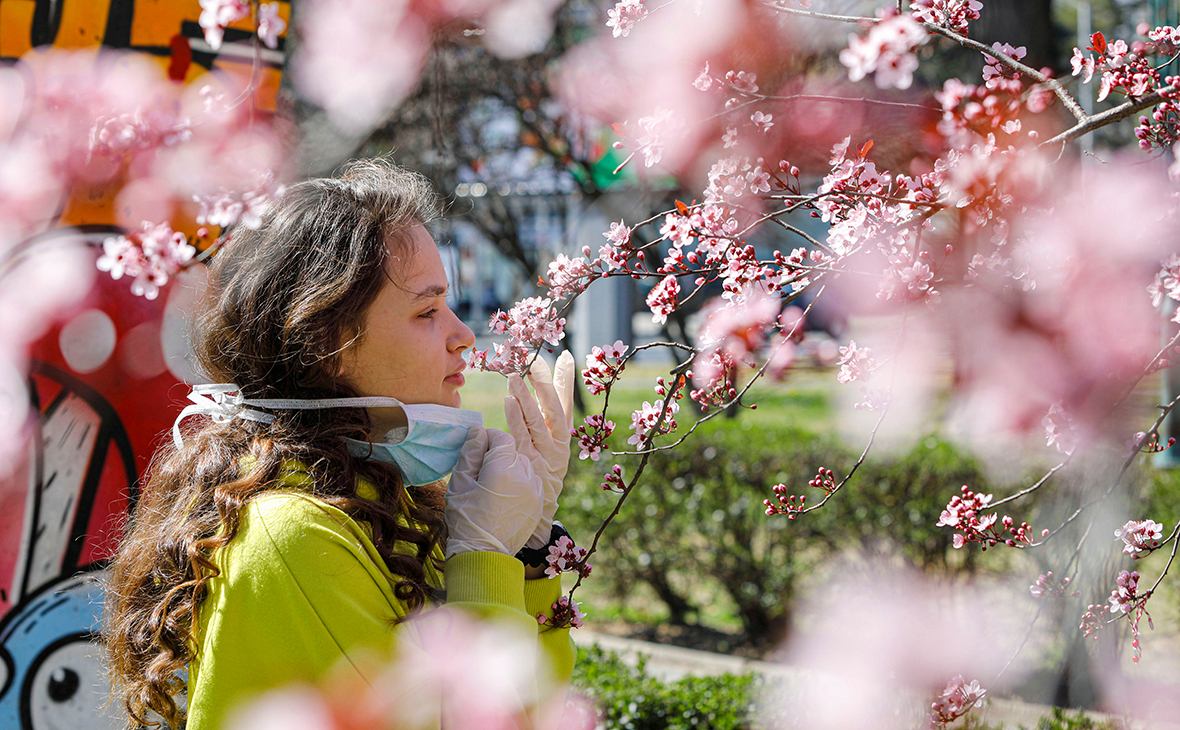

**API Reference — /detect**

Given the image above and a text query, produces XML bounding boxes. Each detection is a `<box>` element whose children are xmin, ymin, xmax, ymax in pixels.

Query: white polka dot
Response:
<box><xmin>59</xmin><ymin>309</ymin><xmax>116</xmax><ymax>374</ymax></box>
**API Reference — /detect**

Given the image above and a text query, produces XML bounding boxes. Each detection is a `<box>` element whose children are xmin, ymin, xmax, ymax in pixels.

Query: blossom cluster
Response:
<box><xmin>1071</xmin><ymin>31</ymin><xmax>1180</xmax><ymax>150</ymax></box>
<box><xmin>836</xmin><ymin>340</ymin><xmax>876</xmax><ymax>384</ymax></box>
<box><xmin>582</xmin><ymin>340</ymin><xmax>628</xmax><ymax>395</ymax></box>
<box><xmin>605</xmin><ymin>0</ymin><xmax>648</xmax><ymax>39</ymax></box>
<box><xmin>839</xmin><ymin>10</ymin><xmax>928</xmax><ymax>91</ymax></box>
<box><xmin>545</xmin><ymin>535</ymin><xmax>591</xmax><ymax>579</ymax></box>
<box><xmin>936</xmin><ymin>486</ymin><xmax>1033</xmax><ymax>550</ymax></box>
<box><xmin>601</xmin><ymin>464</ymin><xmax>626</xmax><ymax>492</ymax></box>
<box><xmin>1114</xmin><ymin>519</ymin><xmax>1165</xmax><ymax>558</ymax></box>
<box><xmin>910</xmin><ymin>0</ymin><xmax>982</xmax><ymax>35</ymax></box>
<box><xmin>928</xmin><ymin>675</ymin><xmax>986</xmax><ymax>729</ymax></box>
<box><xmin>194</xmin><ymin>170</ymin><xmax>284</xmax><ymax>232</ymax></box>
<box><xmin>1108</xmin><ymin>569</ymin><xmax>1153</xmax><ymax>662</ymax></box>
<box><xmin>764</xmin><ymin>486</ymin><xmax>806</xmax><ymax>519</ymax></box>
<box><xmin>96</xmin><ymin>222</ymin><xmax>196</xmax><ymax>300</ymax></box>
<box><xmin>1029</xmin><ymin>572</ymin><xmax>1079</xmax><ymax>599</ymax></box>
<box><xmin>627</xmin><ymin>399</ymin><xmax>679</xmax><ymax>447</ymax></box>
<box><xmin>538</xmin><ymin>595</ymin><xmax>587</xmax><ymax>629</ymax></box>
<box><xmin>574</xmin><ymin>414</ymin><xmax>615</xmax><ymax>461</ymax></box>
<box><xmin>471</xmin><ymin>297</ymin><xmax>566</xmax><ymax>376</ymax></box>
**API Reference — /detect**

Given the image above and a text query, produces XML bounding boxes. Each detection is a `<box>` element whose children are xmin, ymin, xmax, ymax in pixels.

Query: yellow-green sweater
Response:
<box><xmin>186</xmin><ymin>470</ymin><xmax>575</xmax><ymax>729</ymax></box>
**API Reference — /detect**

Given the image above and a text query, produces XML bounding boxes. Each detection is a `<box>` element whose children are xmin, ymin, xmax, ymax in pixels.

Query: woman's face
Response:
<box><xmin>340</xmin><ymin>224</ymin><xmax>475</xmax><ymax>431</ymax></box>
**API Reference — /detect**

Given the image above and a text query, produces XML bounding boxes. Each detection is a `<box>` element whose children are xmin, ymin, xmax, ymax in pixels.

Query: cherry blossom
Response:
<box><xmin>96</xmin><ymin>222</ymin><xmax>196</xmax><ymax>300</ymax></box>
<box><xmin>544</xmin><ymin>535</ymin><xmax>591</xmax><ymax>579</ymax></box>
<box><xmin>839</xmin><ymin>10</ymin><xmax>928</xmax><ymax>90</ymax></box>
<box><xmin>836</xmin><ymin>340</ymin><xmax>876</xmax><ymax>384</ymax></box>
<box><xmin>545</xmin><ymin>254</ymin><xmax>593</xmax><ymax>300</ymax></box>
<box><xmin>472</xmin><ymin>297</ymin><xmax>567</xmax><ymax>376</ymax></box>
<box><xmin>1042</xmin><ymin>404</ymin><xmax>1077</xmax><ymax>455</ymax></box>
<box><xmin>606</xmin><ymin>0</ymin><xmax>648</xmax><ymax>39</ymax></box>
<box><xmin>539</xmin><ymin>595</ymin><xmax>587</xmax><ymax>629</ymax></box>
<box><xmin>928</xmin><ymin>675</ymin><xmax>986</xmax><ymax>729</ymax></box>
<box><xmin>750</xmin><ymin>111</ymin><xmax>774</xmax><ymax>134</ymax></box>
<box><xmin>981</xmin><ymin>43</ymin><xmax>1026</xmax><ymax>89</ymax></box>
<box><xmin>1029</xmin><ymin>572</ymin><xmax>1078</xmax><ymax>599</ymax></box>
<box><xmin>1107</xmin><ymin>569</ymin><xmax>1153</xmax><ymax>662</ymax></box>
<box><xmin>601</xmin><ymin>464</ymin><xmax>626</xmax><ymax>492</ymax></box>
<box><xmin>582</xmin><ymin>340</ymin><xmax>628</xmax><ymax>396</ymax></box>
<box><xmin>574</xmin><ymin>414</ymin><xmax>615</xmax><ymax>461</ymax></box>
<box><xmin>633</xmin><ymin>107</ymin><xmax>687</xmax><ymax>167</ymax></box>
<box><xmin>257</xmin><ymin>3</ymin><xmax>286</xmax><ymax>49</ymax></box>
<box><xmin>627</xmin><ymin>399</ymin><xmax>679</xmax><ymax>446</ymax></box>
<box><xmin>910</xmin><ymin>0</ymin><xmax>981</xmax><ymax>35</ymax></box>
<box><xmin>645</xmin><ymin>274</ymin><xmax>681</xmax><ymax>324</ymax></box>
<box><xmin>198</xmin><ymin>0</ymin><xmax>250</xmax><ymax>50</ymax></box>
<box><xmin>764</xmin><ymin>485</ymin><xmax>806</xmax><ymax>519</ymax></box>
<box><xmin>1114</xmin><ymin>520</ymin><xmax>1165</xmax><ymax>557</ymax></box>
<box><xmin>937</xmin><ymin>486</ymin><xmax>1032</xmax><ymax>550</ymax></box>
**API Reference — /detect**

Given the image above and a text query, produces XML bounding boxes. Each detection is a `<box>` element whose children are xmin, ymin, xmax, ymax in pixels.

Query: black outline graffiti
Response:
<box><xmin>17</xmin><ymin>631</ymin><xmax>97</xmax><ymax>730</ymax></box>
<box><xmin>18</xmin><ymin>363</ymin><xmax>138</xmax><ymax>603</ymax></box>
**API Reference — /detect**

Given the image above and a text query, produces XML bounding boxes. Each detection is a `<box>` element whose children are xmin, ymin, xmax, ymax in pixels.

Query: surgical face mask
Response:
<box><xmin>173</xmin><ymin>384</ymin><xmax>483</xmax><ymax>486</ymax></box>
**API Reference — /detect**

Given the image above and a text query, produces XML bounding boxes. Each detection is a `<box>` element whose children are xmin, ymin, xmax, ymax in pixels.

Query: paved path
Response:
<box><xmin>576</xmin><ymin>631</ymin><xmax>1173</xmax><ymax>729</ymax></box>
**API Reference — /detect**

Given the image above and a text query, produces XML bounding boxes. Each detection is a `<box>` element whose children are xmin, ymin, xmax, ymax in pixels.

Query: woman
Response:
<box><xmin>105</xmin><ymin>159</ymin><xmax>577</xmax><ymax>730</ymax></box>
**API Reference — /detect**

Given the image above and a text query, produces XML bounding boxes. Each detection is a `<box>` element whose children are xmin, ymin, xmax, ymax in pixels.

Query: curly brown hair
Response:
<box><xmin>104</xmin><ymin>159</ymin><xmax>449</xmax><ymax>729</ymax></box>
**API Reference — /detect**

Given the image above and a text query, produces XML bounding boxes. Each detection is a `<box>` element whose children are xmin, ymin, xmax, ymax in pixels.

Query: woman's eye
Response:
<box><xmin>419</xmin><ymin>308</ymin><xmax>437</xmax><ymax>319</ymax></box>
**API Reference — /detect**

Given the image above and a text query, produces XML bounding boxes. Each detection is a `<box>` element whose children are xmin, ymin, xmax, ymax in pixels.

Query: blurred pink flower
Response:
<box><xmin>257</xmin><ymin>2</ymin><xmax>287</xmax><ymax>49</ymax></box>
<box><xmin>840</xmin><ymin>11</ymin><xmax>928</xmax><ymax>90</ymax></box>
<box><xmin>199</xmin><ymin>0</ymin><xmax>250</xmax><ymax>50</ymax></box>
<box><xmin>606</xmin><ymin>0</ymin><xmax>648</xmax><ymax>38</ymax></box>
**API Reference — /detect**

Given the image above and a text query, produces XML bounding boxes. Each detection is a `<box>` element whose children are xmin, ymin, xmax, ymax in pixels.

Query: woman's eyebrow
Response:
<box><xmin>412</xmin><ymin>284</ymin><xmax>448</xmax><ymax>301</ymax></box>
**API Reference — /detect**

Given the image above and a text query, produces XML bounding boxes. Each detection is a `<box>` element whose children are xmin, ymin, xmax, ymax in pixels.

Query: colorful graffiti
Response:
<box><xmin>0</xmin><ymin>3</ymin><xmax>287</xmax><ymax>728</ymax></box>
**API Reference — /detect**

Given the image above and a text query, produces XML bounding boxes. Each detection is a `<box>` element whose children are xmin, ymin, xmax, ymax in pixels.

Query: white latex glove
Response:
<box><xmin>505</xmin><ymin>351</ymin><xmax>575</xmax><ymax>549</ymax></box>
<box><xmin>445</xmin><ymin>427</ymin><xmax>543</xmax><ymax>558</ymax></box>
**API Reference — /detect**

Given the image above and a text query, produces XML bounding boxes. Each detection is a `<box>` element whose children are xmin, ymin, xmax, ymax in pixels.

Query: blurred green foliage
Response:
<box><xmin>562</xmin><ymin>418</ymin><xmax>1005</xmax><ymax>645</ymax></box>
<box><xmin>570</xmin><ymin>644</ymin><xmax>761</xmax><ymax>730</ymax></box>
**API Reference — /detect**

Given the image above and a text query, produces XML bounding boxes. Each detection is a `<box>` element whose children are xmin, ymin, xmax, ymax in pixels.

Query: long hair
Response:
<box><xmin>105</xmin><ymin>159</ymin><xmax>448</xmax><ymax>729</ymax></box>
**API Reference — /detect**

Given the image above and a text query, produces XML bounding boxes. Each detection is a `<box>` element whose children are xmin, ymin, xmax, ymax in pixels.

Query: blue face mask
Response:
<box><xmin>343</xmin><ymin>402</ymin><xmax>483</xmax><ymax>485</ymax></box>
<box><xmin>172</xmin><ymin>384</ymin><xmax>483</xmax><ymax>486</ymax></box>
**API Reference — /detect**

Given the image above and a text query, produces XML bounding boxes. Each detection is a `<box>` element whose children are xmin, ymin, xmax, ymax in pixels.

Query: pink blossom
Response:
<box><xmin>1147</xmin><ymin>254</ymin><xmax>1180</xmax><ymax>307</ymax></box>
<box><xmin>545</xmin><ymin>254</ymin><xmax>593</xmax><ymax>300</ymax></box>
<box><xmin>606</xmin><ymin>0</ymin><xmax>648</xmax><ymax>38</ymax></box>
<box><xmin>910</xmin><ymin>0</ymin><xmax>981</xmax><ymax>35</ymax></box>
<box><xmin>546</xmin><ymin>595</ymin><xmax>587</xmax><ymax>629</ymax></box>
<box><xmin>634</xmin><ymin>108</ymin><xmax>686</xmax><ymax>167</ymax></box>
<box><xmin>198</xmin><ymin>0</ymin><xmax>250</xmax><ymax>50</ymax></box>
<box><xmin>627</xmin><ymin>399</ymin><xmax>679</xmax><ymax>446</ymax></box>
<box><xmin>1029</xmin><ymin>571</ymin><xmax>1078</xmax><ymax>599</ymax></box>
<box><xmin>982</xmin><ymin>43</ymin><xmax>1026</xmax><ymax>89</ymax></box>
<box><xmin>840</xmin><ymin>11</ymin><xmax>928</xmax><ymax>90</ymax></box>
<box><xmin>724</xmin><ymin>70</ymin><xmax>759</xmax><ymax>94</ymax></box>
<box><xmin>544</xmin><ymin>535</ymin><xmax>591</xmax><ymax>578</ymax></box>
<box><xmin>928</xmin><ymin>675</ymin><xmax>986</xmax><ymax>728</ymax></box>
<box><xmin>474</xmin><ymin>297</ymin><xmax>566</xmax><ymax>376</ymax></box>
<box><xmin>1071</xmin><ymin>48</ymin><xmax>1097</xmax><ymax>83</ymax></box>
<box><xmin>693</xmin><ymin>63</ymin><xmax>713</xmax><ymax>91</ymax></box>
<box><xmin>1042</xmin><ymin>404</ymin><xmax>1077</xmax><ymax>455</ymax></box>
<box><xmin>574</xmin><ymin>413</ymin><xmax>616</xmax><ymax>460</ymax></box>
<box><xmin>193</xmin><ymin>172</ymin><xmax>283</xmax><ymax>232</ymax></box>
<box><xmin>645</xmin><ymin>274</ymin><xmax>681</xmax><ymax>324</ymax></box>
<box><xmin>750</xmin><ymin>111</ymin><xmax>774</xmax><ymax>134</ymax></box>
<box><xmin>582</xmin><ymin>340</ymin><xmax>628</xmax><ymax>396</ymax></box>
<box><xmin>836</xmin><ymin>340</ymin><xmax>876</xmax><ymax>384</ymax></box>
<box><xmin>1114</xmin><ymin>520</ymin><xmax>1165</xmax><ymax>557</ymax></box>
<box><xmin>257</xmin><ymin>2</ymin><xmax>286</xmax><ymax>49</ymax></box>
<box><xmin>722</xmin><ymin>127</ymin><xmax>739</xmax><ymax>148</ymax></box>
<box><xmin>96</xmin><ymin>221</ymin><xmax>196</xmax><ymax>300</ymax></box>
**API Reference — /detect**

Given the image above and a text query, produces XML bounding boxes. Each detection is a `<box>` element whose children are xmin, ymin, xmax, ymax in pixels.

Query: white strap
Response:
<box><xmin>171</xmin><ymin>383</ymin><xmax>406</xmax><ymax>448</ymax></box>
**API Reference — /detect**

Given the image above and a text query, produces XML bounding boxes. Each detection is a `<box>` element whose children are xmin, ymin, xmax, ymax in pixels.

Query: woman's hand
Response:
<box><xmin>445</xmin><ymin>427</ymin><xmax>543</xmax><ymax>558</ymax></box>
<box><xmin>505</xmin><ymin>351</ymin><xmax>574</xmax><ymax>549</ymax></box>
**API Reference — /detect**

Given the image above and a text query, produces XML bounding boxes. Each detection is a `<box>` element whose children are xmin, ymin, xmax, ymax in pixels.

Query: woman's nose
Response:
<box><xmin>451</xmin><ymin>312</ymin><xmax>475</xmax><ymax>352</ymax></box>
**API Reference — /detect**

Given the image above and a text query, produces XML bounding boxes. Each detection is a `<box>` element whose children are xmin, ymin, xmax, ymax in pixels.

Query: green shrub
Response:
<box><xmin>1018</xmin><ymin>707</ymin><xmax>1124</xmax><ymax>730</ymax></box>
<box><xmin>570</xmin><ymin>644</ymin><xmax>760</xmax><ymax>730</ymax></box>
<box><xmin>562</xmin><ymin>421</ymin><xmax>1005</xmax><ymax>644</ymax></box>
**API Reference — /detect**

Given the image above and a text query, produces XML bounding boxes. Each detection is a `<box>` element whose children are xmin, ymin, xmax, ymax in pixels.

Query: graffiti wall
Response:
<box><xmin>0</xmin><ymin>3</ymin><xmax>287</xmax><ymax>727</ymax></box>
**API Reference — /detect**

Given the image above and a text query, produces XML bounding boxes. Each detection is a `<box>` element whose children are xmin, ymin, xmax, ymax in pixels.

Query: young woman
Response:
<box><xmin>105</xmin><ymin>160</ymin><xmax>577</xmax><ymax>730</ymax></box>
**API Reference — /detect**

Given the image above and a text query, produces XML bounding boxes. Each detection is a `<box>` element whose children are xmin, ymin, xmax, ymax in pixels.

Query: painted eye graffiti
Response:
<box><xmin>24</xmin><ymin>636</ymin><xmax>122</xmax><ymax>730</ymax></box>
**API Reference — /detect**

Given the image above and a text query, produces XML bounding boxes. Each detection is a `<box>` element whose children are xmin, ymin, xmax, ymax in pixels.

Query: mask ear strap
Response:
<box><xmin>172</xmin><ymin>387</ymin><xmax>407</xmax><ymax>448</ymax></box>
